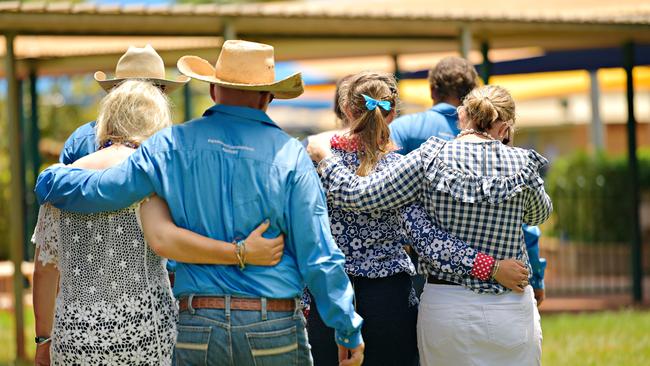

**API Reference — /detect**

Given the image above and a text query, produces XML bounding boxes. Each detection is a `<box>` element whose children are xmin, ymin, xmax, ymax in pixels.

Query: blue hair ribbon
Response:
<box><xmin>362</xmin><ymin>94</ymin><xmax>391</xmax><ymax>112</ymax></box>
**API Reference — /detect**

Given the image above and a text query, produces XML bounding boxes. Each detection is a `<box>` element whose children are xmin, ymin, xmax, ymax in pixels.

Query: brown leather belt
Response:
<box><xmin>427</xmin><ymin>276</ymin><xmax>460</xmax><ymax>286</ymax></box>
<box><xmin>179</xmin><ymin>296</ymin><xmax>296</xmax><ymax>312</ymax></box>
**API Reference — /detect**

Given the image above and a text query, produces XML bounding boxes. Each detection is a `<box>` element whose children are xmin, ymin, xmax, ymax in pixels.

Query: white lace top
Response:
<box><xmin>33</xmin><ymin>204</ymin><xmax>177</xmax><ymax>366</ymax></box>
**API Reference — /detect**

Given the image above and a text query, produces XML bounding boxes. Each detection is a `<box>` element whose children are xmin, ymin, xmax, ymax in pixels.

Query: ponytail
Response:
<box><xmin>351</xmin><ymin>107</ymin><xmax>392</xmax><ymax>176</ymax></box>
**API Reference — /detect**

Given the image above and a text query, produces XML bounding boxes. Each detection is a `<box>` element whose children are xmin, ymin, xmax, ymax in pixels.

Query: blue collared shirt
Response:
<box><xmin>389</xmin><ymin>103</ymin><xmax>460</xmax><ymax>155</ymax></box>
<box><xmin>59</xmin><ymin>121</ymin><xmax>98</xmax><ymax>164</ymax></box>
<box><xmin>36</xmin><ymin>104</ymin><xmax>364</xmax><ymax>348</ymax></box>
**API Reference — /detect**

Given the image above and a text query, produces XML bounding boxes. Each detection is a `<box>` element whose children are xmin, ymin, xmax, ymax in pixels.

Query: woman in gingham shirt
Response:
<box><xmin>310</xmin><ymin>85</ymin><xmax>551</xmax><ymax>366</ymax></box>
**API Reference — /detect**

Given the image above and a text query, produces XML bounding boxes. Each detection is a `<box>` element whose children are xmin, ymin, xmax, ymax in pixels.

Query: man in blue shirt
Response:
<box><xmin>36</xmin><ymin>40</ymin><xmax>365</xmax><ymax>365</ymax></box>
<box><xmin>389</xmin><ymin>56</ymin><xmax>546</xmax><ymax>305</ymax></box>
<box><xmin>390</xmin><ymin>56</ymin><xmax>478</xmax><ymax>154</ymax></box>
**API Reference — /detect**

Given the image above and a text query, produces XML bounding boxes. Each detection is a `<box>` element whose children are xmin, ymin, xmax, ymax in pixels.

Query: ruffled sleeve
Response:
<box><xmin>423</xmin><ymin>147</ymin><xmax>549</xmax><ymax>204</ymax></box>
<box><xmin>32</xmin><ymin>204</ymin><xmax>61</xmax><ymax>267</ymax></box>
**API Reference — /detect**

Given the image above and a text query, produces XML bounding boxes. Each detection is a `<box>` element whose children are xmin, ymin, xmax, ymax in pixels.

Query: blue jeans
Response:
<box><xmin>175</xmin><ymin>295</ymin><xmax>313</xmax><ymax>366</ymax></box>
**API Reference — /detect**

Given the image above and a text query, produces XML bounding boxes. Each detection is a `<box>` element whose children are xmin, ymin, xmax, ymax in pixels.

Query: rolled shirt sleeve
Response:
<box><xmin>36</xmin><ymin>143</ymin><xmax>159</xmax><ymax>213</ymax></box>
<box><xmin>523</xmin><ymin>224</ymin><xmax>546</xmax><ymax>289</ymax></box>
<box><xmin>285</xmin><ymin>166</ymin><xmax>363</xmax><ymax>348</ymax></box>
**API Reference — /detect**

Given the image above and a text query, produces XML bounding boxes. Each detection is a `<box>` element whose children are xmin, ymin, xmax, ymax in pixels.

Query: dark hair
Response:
<box><xmin>333</xmin><ymin>74</ymin><xmax>354</xmax><ymax>125</ymax></box>
<box><xmin>427</xmin><ymin>56</ymin><xmax>478</xmax><ymax>101</ymax></box>
<box><xmin>345</xmin><ymin>71</ymin><xmax>398</xmax><ymax>176</ymax></box>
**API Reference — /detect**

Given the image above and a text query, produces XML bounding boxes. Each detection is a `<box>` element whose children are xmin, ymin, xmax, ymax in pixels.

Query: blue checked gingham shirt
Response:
<box><xmin>325</xmin><ymin>146</ymin><xmax>482</xmax><ymax>280</ymax></box>
<box><xmin>36</xmin><ymin>104</ymin><xmax>363</xmax><ymax>348</ymax></box>
<box><xmin>389</xmin><ymin>104</ymin><xmax>547</xmax><ymax>289</ymax></box>
<box><xmin>319</xmin><ymin>136</ymin><xmax>552</xmax><ymax>294</ymax></box>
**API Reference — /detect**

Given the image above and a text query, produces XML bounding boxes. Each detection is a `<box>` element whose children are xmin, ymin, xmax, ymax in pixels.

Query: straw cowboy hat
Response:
<box><xmin>177</xmin><ymin>40</ymin><xmax>304</xmax><ymax>99</ymax></box>
<box><xmin>94</xmin><ymin>44</ymin><xmax>189</xmax><ymax>93</ymax></box>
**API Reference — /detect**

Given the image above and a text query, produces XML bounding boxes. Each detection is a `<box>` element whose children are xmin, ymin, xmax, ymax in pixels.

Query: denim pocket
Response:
<box><xmin>246</xmin><ymin>326</ymin><xmax>298</xmax><ymax>366</ymax></box>
<box><xmin>484</xmin><ymin>303</ymin><xmax>529</xmax><ymax>349</ymax></box>
<box><xmin>175</xmin><ymin>325</ymin><xmax>211</xmax><ymax>366</ymax></box>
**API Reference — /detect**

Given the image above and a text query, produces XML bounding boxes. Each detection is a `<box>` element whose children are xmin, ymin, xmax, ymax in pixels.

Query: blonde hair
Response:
<box><xmin>96</xmin><ymin>80</ymin><xmax>172</xmax><ymax>147</ymax></box>
<box><xmin>462</xmin><ymin>85</ymin><xmax>515</xmax><ymax>132</ymax></box>
<box><xmin>345</xmin><ymin>71</ymin><xmax>398</xmax><ymax>176</ymax></box>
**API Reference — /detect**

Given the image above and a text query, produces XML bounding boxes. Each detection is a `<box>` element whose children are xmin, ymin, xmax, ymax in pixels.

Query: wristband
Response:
<box><xmin>235</xmin><ymin>239</ymin><xmax>246</xmax><ymax>270</ymax></box>
<box><xmin>35</xmin><ymin>336</ymin><xmax>51</xmax><ymax>345</ymax></box>
<box><xmin>490</xmin><ymin>260</ymin><xmax>501</xmax><ymax>280</ymax></box>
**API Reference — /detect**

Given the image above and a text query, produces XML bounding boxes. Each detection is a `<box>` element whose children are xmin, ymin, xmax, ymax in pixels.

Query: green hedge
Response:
<box><xmin>545</xmin><ymin>150</ymin><xmax>650</xmax><ymax>244</ymax></box>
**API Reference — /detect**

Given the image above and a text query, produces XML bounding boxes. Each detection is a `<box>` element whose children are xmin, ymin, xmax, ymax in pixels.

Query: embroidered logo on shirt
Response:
<box><xmin>207</xmin><ymin>139</ymin><xmax>255</xmax><ymax>154</ymax></box>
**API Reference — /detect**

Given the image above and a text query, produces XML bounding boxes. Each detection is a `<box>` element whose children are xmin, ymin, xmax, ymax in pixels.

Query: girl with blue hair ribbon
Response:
<box><xmin>305</xmin><ymin>72</ymin><xmax>528</xmax><ymax>366</ymax></box>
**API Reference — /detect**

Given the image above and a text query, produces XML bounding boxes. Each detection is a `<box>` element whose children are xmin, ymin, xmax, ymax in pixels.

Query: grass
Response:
<box><xmin>541</xmin><ymin>310</ymin><xmax>650</xmax><ymax>366</ymax></box>
<box><xmin>0</xmin><ymin>308</ymin><xmax>34</xmax><ymax>366</ymax></box>
<box><xmin>0</xmin><ymin>308</ymin><xmax>649</xmax><ymax>365</ymax></box>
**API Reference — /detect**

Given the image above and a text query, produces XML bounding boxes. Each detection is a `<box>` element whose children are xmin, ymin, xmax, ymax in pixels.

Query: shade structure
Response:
<box><xmin>1</xmin><ymin>0</ymin><xmax>649</xmax><ymax>362</ymax></box>
<box><xmin>0</xmin><ymin>0</ymin><xmax>648</xmax><ymax>50</ymax></box>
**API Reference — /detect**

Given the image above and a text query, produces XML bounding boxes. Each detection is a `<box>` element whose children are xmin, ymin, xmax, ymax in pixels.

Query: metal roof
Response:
<box><xmin>1</xmin><ymin>1</ymin><xmax>648</xmax><ymax>42</ymax></box>
<box><xmin>1</xmin><ymin>0</ymin><xmax>648</xmax><ymax>24</ymax></box>
<box><xmin>1</xmin><ymin>0</ymin><xmax>648</xmax><ymax>77</ymax></box>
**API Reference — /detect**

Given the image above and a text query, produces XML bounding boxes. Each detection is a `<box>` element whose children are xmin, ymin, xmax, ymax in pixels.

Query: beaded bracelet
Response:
<box><xmin>235</xmin><ymin>239</ymin><xmax>247</xmax><ymax>270</ymax></box>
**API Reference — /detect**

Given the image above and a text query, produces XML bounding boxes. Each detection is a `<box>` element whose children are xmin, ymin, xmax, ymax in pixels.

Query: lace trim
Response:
<box><xmin>423</xmin><ymin>140</ymin><xmax>548</xmax><ymax>204</ymax></box>
<box><xmin>32</xmin><ymin>204</ymin><xmax>61</xmax><ymax>268</ymax></box>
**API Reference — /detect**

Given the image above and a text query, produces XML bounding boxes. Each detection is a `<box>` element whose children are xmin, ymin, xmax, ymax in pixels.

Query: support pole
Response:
<box><xmin>26</xmin><ymin>67</ymin><xmax>41</xmax><ymax>260</ymax></box>
<box><xmin>459</xmin><ymin>26</ymin><xmax>472</xmax><ymax>59</ymax></box>
<box><xmin>392</xmin><ymin>54</ymin><xmax>401</xmax><ymax>116</ymax></box>
<box><xmin>18</xmin><ymin>77</ymin><xmax>31</xmax><ymax>260</ymax></box>
<box><xmin>29</xmin><ymin>67</ymin><xmax>41</xmax><ymax>193</ymax></box>
<box><xmin>392</xmin><ymin>54</ymin><xmax>401</xmax><ymax>81</ymax></box>
<box><xmin>5</xmin><ymin>32</ymin><xmax>26</xmax><ymax>362</ymax></box>
<box><xmin>623</xmin><ymin>42</ymin><xmax>643</xmax><ymax>303</ymax></box>
<box><xmin>223</xmin><ymin>20</ymin><xmax>237</xmax><ymax>41</ymax></box>
<box><xmin>183</xmin><ymin>83</ymin><xmax>193</xmax><ymax>122</ymax></box>
<box><xmin>589</xmin><ymin>69</ymin><xmax>604</xmax><ymax>152</ymax></box>
<box><xmin>480</xmin><ymin>41</ymin><xmax>491</xmax><ymax>85</ymax></box>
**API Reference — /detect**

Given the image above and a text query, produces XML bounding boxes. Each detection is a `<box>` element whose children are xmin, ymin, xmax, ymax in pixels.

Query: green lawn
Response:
<box><xmin>541</xmin><ymin>310</ymin><xmax>650</xmax><ymax>366</ymax></box>
<box><xmin>0</xmin><ymin>308</ymin><xmax>649</xmax><ymax>365</ymax></box>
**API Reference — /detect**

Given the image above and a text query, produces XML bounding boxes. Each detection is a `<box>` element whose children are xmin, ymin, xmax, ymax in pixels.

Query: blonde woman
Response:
<box><xmin>32</xmin><ymin>80</ymin><xmax>284</xmax><ymax>365</ymax></box>
<box><xmin>310</xmin><ymin>85</ymin><xmax>550</xmax><ymax>365</ymax></box>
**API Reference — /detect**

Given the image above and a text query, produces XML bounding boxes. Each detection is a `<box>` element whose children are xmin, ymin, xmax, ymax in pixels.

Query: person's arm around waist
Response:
<box><xmin>140</xmin><ymin>195</ymin><xmax>284</xmax><ymax>266</ymax></box>
<box><xmin>285</xmin><ymin>166</ymin><xmax>364</xmax><ymax>364</ymax></box>
<box><xmin>400</xmin><ymin>203</ymin><xmax>530</xmax><ymax>292</ymax></box>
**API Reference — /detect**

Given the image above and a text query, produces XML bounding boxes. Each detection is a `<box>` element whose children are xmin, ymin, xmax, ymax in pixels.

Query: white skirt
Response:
<box><xmin>417</xmin><ymin>284</ymin><xmax>542</xmax><ymax>366</ymax></box>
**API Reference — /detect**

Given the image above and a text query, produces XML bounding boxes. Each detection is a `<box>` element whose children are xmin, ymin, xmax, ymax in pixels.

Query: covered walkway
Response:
<box><xmin>1</xmin><ymin>0</ymin><xmax>648</xmax><ymax>361</ymax></box>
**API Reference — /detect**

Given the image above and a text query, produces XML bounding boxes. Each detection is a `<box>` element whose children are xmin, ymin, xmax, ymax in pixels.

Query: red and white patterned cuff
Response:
<box><xmin>471</xmin><ymin>253</ymin><xmax>496</xmax><ymax>281</ymax></box>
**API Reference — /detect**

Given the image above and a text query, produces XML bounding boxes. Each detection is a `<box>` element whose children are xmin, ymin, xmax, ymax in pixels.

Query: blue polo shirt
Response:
<box><xmin>59</xmin><ymin>121</ymin><xmax>97</xmax><ymax>165</ymax></box>
<box><xmin>390</xmin><ymin>103</ymin><xmax>460</xmax><ymax>155</ymax></box>
<box><xmin>36</xmin><ymin>104</ymin><xmax>364</xmax><ymax>348</ymax></box>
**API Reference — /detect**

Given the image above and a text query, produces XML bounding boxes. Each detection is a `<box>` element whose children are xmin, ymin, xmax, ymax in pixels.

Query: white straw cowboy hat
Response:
<box><xmin>177</xmin><ymin>40</ymin><xmax>304</xmax><ymax>99</ymax></box>
<box><xmin>94</xmin><ymin>45</ymin><xmax>189</xmax><ymax>93</ymax></box>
